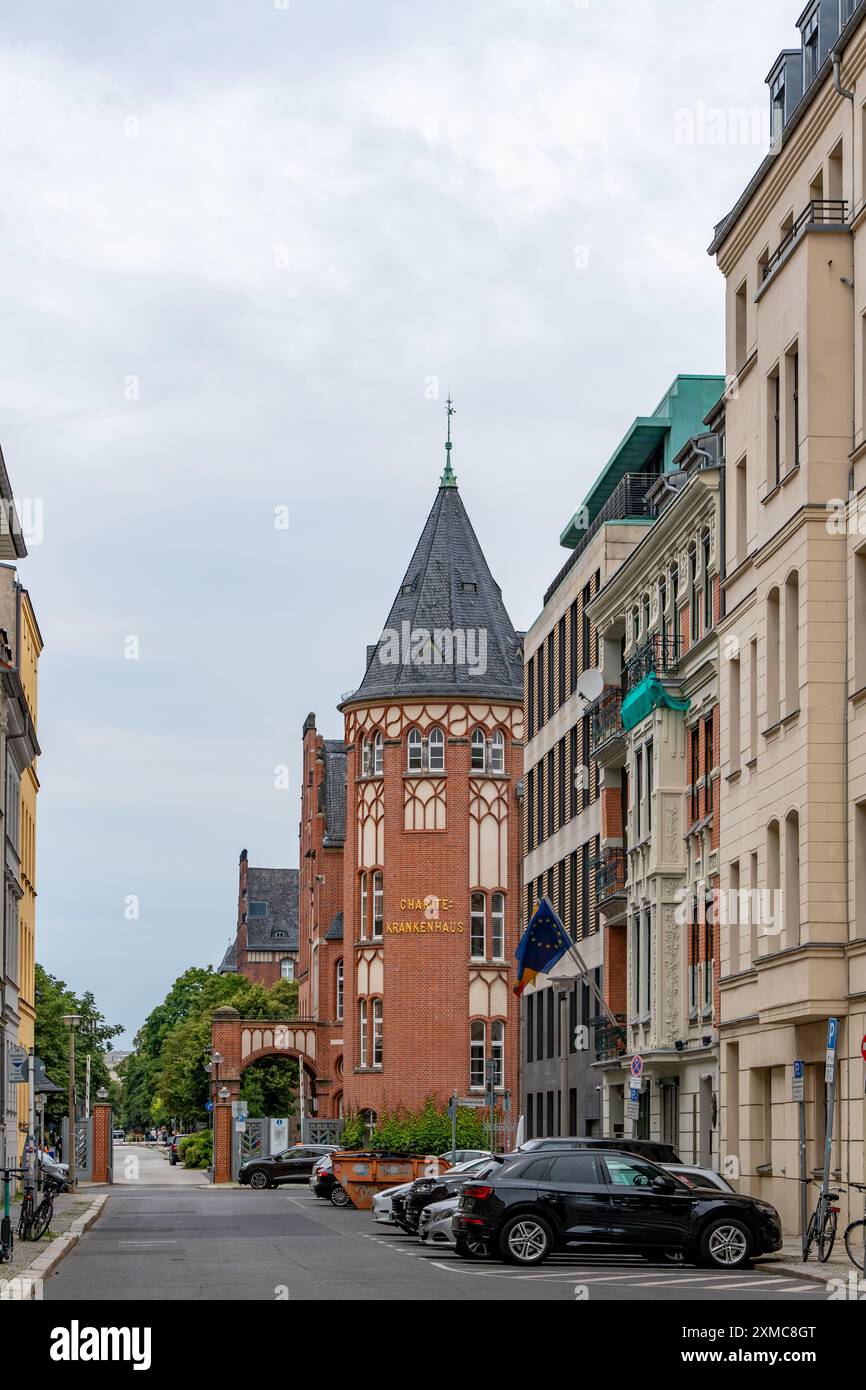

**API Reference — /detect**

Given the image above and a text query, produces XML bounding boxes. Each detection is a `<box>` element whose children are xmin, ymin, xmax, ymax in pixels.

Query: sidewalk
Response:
<box><xmin>0</xmin><ymin>1188</ymin><xmax>107</xmax><ymax>1298</ymax></box>
<box><xmin>755</xmin><ymin>1236</ymin><xmax>859</xmax><ymax>1288</ymax></box>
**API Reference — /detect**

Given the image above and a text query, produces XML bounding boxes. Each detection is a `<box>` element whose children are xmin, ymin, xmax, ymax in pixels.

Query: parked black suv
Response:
<box><xmin>453</xmin><ymin>1148</ymin><xmax>782</xmax><ymax>1269</ymax></box>
<box><xmin>518</xmin><ymin>1137</ymin><xmax>680</xmax><ymax>1165</ymax></box>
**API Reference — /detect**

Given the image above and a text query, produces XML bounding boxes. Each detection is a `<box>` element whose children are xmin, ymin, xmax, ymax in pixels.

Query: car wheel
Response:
<box><xmin>699</xmin><ymin>1218</ymin><xmax>752</xmax><ymax>1270</ymax></box>
<box><xmin>455</xmin><ymin>1233</ymin><xmax>488</xmax><ymax>1260</ymax></box>
<box><xmin>248</xmin><ymin>1170</ymin><xmax>271</xmax><ymax>1190</ymax></box>
<box><xmin>498</xmin><ymin>1213</ymin><xmax>554</xmax><ymax>1267</ymax></box>
<box><xmin>329</xmin><ymin>1184</ymin><xmax>352</xmax><ymax>1208</ymax></box>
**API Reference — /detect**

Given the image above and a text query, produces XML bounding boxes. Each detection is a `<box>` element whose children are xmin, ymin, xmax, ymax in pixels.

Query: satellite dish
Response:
<box><xmin>576</xmin><ymin>669</ymin><xmax>604</xmax><ymax>703</ymax></box>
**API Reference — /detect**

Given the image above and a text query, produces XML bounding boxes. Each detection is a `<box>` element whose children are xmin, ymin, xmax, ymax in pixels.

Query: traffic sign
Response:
<box><xmin>457</xmin><ymin>1097</ymin><xmax>487</xmax><ymax>1108</ymax></box>
<box><xmin>629</xmin><ymin>1087</ymin><xmax>640</xmax><ymax>1104</ymax></box>
<box><xmin>826</xmin><ymin>1017</ymin><xmax>839</xmax><ymax>1083</ymax></box>
<box><xmin>625</xmin><ymin>1101</ymin><xmax>639</xmax><ymax>1122</ymax></box>
<box><xmin>792</xmin><ymin>1060</ymin><xmax>805</xmax><ymax>1102</ymax></box>
<box><xmin>205</xmin><ymin>1100</ymin><xmax>214</xmax><ymax>1112</ymax></box>
<box><xmin>861</xmin><ymin>1033</ymin><xmax>866</xmax><ymax>1065</ymax></box>
<box><xmin>8</xmin><ymin>1046</ymin><xmax>27</xmax><ymax>1084</ymax></box>
<box><xmin>630</xmin><ymin>1055</ymin><xmax>643</xmax><ymax>1079</ymax></box>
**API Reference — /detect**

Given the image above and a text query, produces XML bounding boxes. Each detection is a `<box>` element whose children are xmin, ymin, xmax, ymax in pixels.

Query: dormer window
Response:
<box><xmin>249</xmin><ymin>901</ymin><xmax>267</xmax><ymax>918</ymax></box>
<box><xmin>461</xmin><ymin>580</ymin><xmax>477</xmax><ymax>593</ymax></box>
<box><xmin>770</xmin><ymin>71</ymin><xmax>786</xmax><ymax>142</ymax></box>
<box><xmin>802</xmin><ymin>9</ymin><xmax>819</xmax><ymax>87</ymax></box>
<box><xmin>400</xmin><ymin>578</ymin><xmax>416</xmax><ymax>596</ymax></box>
<box><xmin>841</xmin><ymin>0</ymin><xmax>853</xmax><ymax>27</ymax></box>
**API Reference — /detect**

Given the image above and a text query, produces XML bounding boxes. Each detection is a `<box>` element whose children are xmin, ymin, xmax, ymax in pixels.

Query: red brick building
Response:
<box><xmin>219</xmin><ymin>452</ymin><xmax>525</xmax><ymax>1129</ymax></box>
<box><xmin>217</xmin><ymin>852</ymin><xmax>299</xmax><ymax>987</ymax></box>
<box><xmin>333</xmin><ymin>456</ymin><xmax>524</xmax><ymax>1123</ymax></box>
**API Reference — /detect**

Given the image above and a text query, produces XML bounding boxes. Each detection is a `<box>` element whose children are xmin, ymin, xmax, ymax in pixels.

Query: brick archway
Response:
<box><xmin>210</xmin><ymin>1006</ymin><xmax>331</xmax><ymax>1183</ymax></box>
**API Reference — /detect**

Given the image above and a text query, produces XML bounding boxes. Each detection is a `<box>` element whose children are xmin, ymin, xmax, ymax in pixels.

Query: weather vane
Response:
<box><xmin>446</xmin><ymin>395</ymin><xmax>455</xmax><ymax>448</ymax></box>
<box><xmin>440</xmin><ymin>395</ymin><xmax>458</xmax><ymax>487</ymax></box>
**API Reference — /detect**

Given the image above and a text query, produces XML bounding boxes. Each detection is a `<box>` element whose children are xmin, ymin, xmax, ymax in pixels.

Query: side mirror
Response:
<box><xmin>651</xmin><ymin>1175</ymin><xmax>676</xmax><ymax>1192</ymax></box>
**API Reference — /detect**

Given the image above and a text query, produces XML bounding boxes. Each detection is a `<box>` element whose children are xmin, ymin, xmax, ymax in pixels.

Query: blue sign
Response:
<box><xmin>793</xmin><ymin>1060</ymin><xmax>804</xmax><ymax>1080</ymax></box>
<box><xmin>630</xmin><ymin>1087</ymin><xmax>640</xmax><ymax>1104</ymax></box>
<box><xmin>827</xmin><ymin>1017</ymin><xmax>839</xmax><ymax>1051</ymax></box>
<box><xmin>205</xmin><ymin>1101</ymin><xmax>214</xmax><ymax>1112</ymax></box>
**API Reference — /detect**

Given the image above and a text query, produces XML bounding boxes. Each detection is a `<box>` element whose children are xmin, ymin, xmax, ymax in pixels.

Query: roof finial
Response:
<box><xmin>440</xmin><ymin>395</ymin><xmax>458</xmax><ymax>488</ymax></box>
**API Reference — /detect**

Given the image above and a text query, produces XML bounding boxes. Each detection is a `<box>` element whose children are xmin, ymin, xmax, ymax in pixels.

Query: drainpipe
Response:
<box><xmin>834</xmin><ymin>46</ymin><xmax>856</xmax><ymax>1191</ymax></box>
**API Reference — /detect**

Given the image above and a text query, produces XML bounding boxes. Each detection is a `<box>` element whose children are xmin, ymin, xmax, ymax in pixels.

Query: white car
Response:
<box><xmin>372</xmin><ymin>1181</ymin><xmax>414</xmax><ymax>1224</ymax></box>
<box><xmin>662</xmin><ymin>1163</ymin><xmax>735</xmax><ymax>1193</ymax></box>
<box><xmin>418</xmin><ymin>1196</ymin><xmax>460</xmax><ymax>1247</ymax></box>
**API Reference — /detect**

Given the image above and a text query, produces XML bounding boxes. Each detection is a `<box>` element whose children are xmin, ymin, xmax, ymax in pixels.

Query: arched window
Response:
<box><xmin>471</xmin><ymin>728</ymin><xmax>486</xmax><ymax>771</ymax></box>
<box><xmin>359</xmin><ymin>1000</ymin><xmax>369</xmax><ymax>1067</ymax></box>
<box><xmin>702</xmin><ymin>528</ymin><xmax>712</xmax><ymax>632</ymax></box>
<box><xmin>489</xmin><ymin>729</ymin><xmax>505</xmax><ymax>773</ymax></box>
<box><xmin>372</xmin><ymin>871</ymin><xmax>384</xmax><ymax>939</ymax></box>
<box><xmin>767</xmin><ymin>819</ymin><xmax>781</xmax><ymax>944</ymax></box>
<box><xmin>642</xmin><ymin>593</ymin><xmax>650</xmax><ymax>635</ymax></box>
<box><xmin>335</xmin><ymin>959</ymin><xmax>344</xmax><ymax>1020</ymax></box>
<box><xmin>360</xmin><ymin>737</ymin><xmax>372</xmax><ymax>777</ymax></box>
<box><xmin>491</xmin><ymin>893</ymin><xmax>505</xmax><ymax>959</ymax></box>
<box><xmin>407</xmin><ymin>728</ymin><xmax>423</xmax><ymax>771</ymax></box>
<box><xmin>767</xmin><ymin>587</ymin><xmax>781</xmax><ymax>726</ymax></box>
<box><xmin>785</xmin><ymin>809</ymin><xmax>800</xmax><ymax>948</ymax></box>
<box><xmin>372</xmin><ymin>998</ymin><xmax>383</xmax><ymax>1068</ymax></box>
<box><xmin>491</xmin><ymin>1021</ymin><xmax>505</xmax><ymax>1088</ymax></box>
<box><xmin>372</xmin><ymin>731</ymin><xmax>384</xmax><ymax>775</ymax></box>
<box><xmin>470</xmin><ymin>892</ymin><xmax>486</xmax><ymax>958</ymax></box>
<box><xmin>688</xmin><ymin>544</ymin><xmax>699</xmax><ymax>641</ymax></box>
<box><xmin>470</xmin><ymin>1021</ymin><xmax>486</xmax><ymax>1090</ymax></box>
<box><xmin>784</xmin><ymin>571</ymin><xmax>799</xmax><ymax>716</ymax></box>
<box><xmin>428</xmin><ymin>727</ymin><xmax>445</xmax><ymax>772</ymax></box>
<box><xmin>360</xmin><ymin>1108</ymin><xmax>377</xmax><ymax>1131</ymax></box>
<box><xmin>359</xmin><ymin>873</ymin><xmax>368</xmax><ymax>940</ymax></box>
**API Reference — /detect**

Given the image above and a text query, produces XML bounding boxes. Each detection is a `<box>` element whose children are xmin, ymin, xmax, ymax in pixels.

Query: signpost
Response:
<box><xmin>821</xmin><ymin>1019</ymin><xmax>839</xmax><ymax>1211</ymax></box>
<box><xmin>793</xmin><ymin>1060</ymin><xmax>806</xmax><ymax>1242</ymax></box>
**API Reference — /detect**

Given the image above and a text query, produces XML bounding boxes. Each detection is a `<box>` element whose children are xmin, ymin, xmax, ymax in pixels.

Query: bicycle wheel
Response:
<box><xmin>30</xmin><ymin>1199</ymin><xmax>53</xmax><ymax>1241</ymax></box>
<box><xmin>803</xmin><ymin>1208</ymin><xmax>818</xmax><ymax>1261</ymax></box>
<box><xmin>818</xmin><ymin>1206</ymin><xmax>838</xmax><ymax>1263</ymax></box>
<box><xmin>844</xmin><ymin>1219</ymin><xmax>866</xmax><ymax>1272</ymax></box>
<box><xmin>0</xmin><ymin>1215</ymin><xmax>12</xmax><ymax>1262</ymax></box>
<box><xmin>17</xmin><ymin>1198</ymin><xmax>32</xmax><ymax>1241</ymax></box>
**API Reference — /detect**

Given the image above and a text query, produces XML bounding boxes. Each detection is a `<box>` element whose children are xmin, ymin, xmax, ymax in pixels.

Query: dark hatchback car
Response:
<box><xmin>519</xmin><ymin>1137</ymin><xmax>680</xmax><ymax>1165</ymax></box>
<box><xmin>453</xmin><ymin>1149</ymin><xmax>782</xmax><ymax>1270</ymax></box>
<box><xmin>402</xmin><ymin>1158</ymin><xmax>505</xmax><ymax>1232</ymax></box>
<box><xmin>239</xmin><ymin>1144</ymin><xmax>338</xmax><ymax>1189</ymax></box>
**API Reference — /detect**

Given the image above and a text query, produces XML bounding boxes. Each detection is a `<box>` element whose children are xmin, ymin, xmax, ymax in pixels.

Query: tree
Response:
<box><xmin>34</xmin><ymin>965</ymin><xmax>123</xmax><ymax>1128</ymax></box>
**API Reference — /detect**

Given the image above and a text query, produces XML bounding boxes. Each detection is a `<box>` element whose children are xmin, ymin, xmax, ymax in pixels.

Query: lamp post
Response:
<box><xmin>62</xmin><ymin>1014</ymin><xmax>81</xmax><ymax>1192</ymax></box>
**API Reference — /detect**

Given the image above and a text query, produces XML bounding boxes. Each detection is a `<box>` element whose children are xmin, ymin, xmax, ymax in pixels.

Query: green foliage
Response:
<box><xmin>34</xmin><ymin>964</ymin><xmax>123</xmax><ymax>1128</ymax></box>
<box><xmin>340</xmin><ymin>1098</ymin><xmax>491</xmax><ymax>1154</ymax></box>
<box><xmin>117</xmin><ymin>965</ymin><xmax>301</xmax><ymax>1133</ymax></box>
<box><xmin>178</xmin><ymin>1131</ymin><xmax>212</xmax><ymax>1169</ymax></box>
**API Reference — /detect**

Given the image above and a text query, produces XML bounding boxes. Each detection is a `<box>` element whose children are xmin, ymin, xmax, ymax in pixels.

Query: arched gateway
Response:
<box><xmin>210</xmin><ymin>1005</ymin><xmax>334</xmax><ymax>1183</ymax></box>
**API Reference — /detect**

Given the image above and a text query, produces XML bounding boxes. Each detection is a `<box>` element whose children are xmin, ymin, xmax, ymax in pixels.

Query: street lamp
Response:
<box><xmin>61</xmin><ymin>1014</ymin><xmax>81</xmax><ymax>1192</ymax></box>
<box><xmin>96</xmin><ymin>1087</ymin><xmax>108</xmax><ymax>1101</ymax></box>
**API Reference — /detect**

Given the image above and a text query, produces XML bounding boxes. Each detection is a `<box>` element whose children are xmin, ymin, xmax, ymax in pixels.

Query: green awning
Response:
<box><xmin>620</xmin><ymin>673</ymin><xmax>690</xmax><ymax>731</ymax></box>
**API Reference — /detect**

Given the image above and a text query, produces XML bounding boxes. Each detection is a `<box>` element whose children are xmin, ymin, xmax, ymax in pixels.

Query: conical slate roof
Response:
<box><xmin>344</xmin><ymin>474</ymin><xmax>523</xmax><ymax>705</ymax></box>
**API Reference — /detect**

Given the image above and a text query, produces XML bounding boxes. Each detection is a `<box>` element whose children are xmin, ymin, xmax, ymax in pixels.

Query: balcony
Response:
<box><xmin>762</xmin><ymin>199</ymin><xmax>848</xmax><ymax>284</ymax></box>
<box><xmin>544</xmin><ymin>473</ymin><xmax>656</xmax><ymax>606</ymax></box>
<box><xmin>592</xmin><ymin>847</ymin><xmax>627</xmax><ymax>921</ymax></box>
<box><xmin>624</xmin><ymin>633</ymin><xmax>681</xmax><ymax>693</ymax></box>
<box><xmin>591</xmin><ymin>1013</ymin><xmax>627</xmax><ymax>1063</ymax></box>
<box><xmin>590</xmin><ymin>687</ymin><xmax>623</xmax><ymax>753</ymax></box>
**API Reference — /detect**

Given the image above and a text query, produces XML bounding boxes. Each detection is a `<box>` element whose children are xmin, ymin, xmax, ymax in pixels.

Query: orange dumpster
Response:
<box><xmin>330</xmin><ymin>1152</ymin><xmax>450</xmax><ymax>1210</ymax></box>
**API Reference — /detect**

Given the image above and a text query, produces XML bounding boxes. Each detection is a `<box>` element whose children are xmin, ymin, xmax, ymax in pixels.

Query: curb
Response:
<box><xmin>11</xmin><ymin>1193</ymin><xmax>108</xmax><ymax>1299</ymax></box>
<box><xmin>753</xmin><ymin>1257</ymin><xmax>848</xmax><ymax>1286</ymax></box>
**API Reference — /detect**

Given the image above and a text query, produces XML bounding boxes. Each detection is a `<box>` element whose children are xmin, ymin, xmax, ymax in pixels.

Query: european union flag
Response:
<box><xmin>513</xmin><ymin>897</ymin><xmax>571</xmax><ymax>996</ymax></box>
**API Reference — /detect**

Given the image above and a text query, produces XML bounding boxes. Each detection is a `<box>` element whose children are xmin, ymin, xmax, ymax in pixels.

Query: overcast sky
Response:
<box><xmin>0</xmin><ymin>0</ymin><xmax>800</xmax><ymax>1045</ymax></box>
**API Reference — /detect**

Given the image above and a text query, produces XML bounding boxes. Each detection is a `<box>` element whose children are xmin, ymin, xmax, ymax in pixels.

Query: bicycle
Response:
<box><xmin>1</xmin><ymin>1168</ymin><xmax>25</xmax><ymax>1263</ymax></box>
<box><xmin>24</xmin><ymin>1174</ymin><xmax>66</xmax><ymax>1242</ymax></box>
<box><xmin>802</xmin><ymin>1178</ymin><xmax>841</xmax><ymax>1263</ymax></box>
<box><xmin>844</xmin><ymin>1181</ymin><xmax>866</xmax><ymax>1271</ymax></box>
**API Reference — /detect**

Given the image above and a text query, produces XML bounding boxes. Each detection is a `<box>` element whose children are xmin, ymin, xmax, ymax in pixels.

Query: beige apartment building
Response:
<box><xmin>709</xmin><ymin>0</ymin><xmax>866</xmax><ymax>1234</ymax></box>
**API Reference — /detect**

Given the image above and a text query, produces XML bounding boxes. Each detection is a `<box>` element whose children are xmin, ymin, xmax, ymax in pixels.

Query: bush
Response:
<box><xmin>178</xmin><ymin>1130</ymin><xmax>212</xmax><ymax>1169</ymax></box>
<box><xmin>339</xmin><ymin>1098</ymin><xmax>493</xmax><ymax>1154</ymax></box>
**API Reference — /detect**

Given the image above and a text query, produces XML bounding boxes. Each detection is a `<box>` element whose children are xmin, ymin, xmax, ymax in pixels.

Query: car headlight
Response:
<box><xmin>415</xmin><ymin>1181</ymin><xmax>434</xmax><ymax>1193</ymax></box>
<box><xmin>754</xmin><ymin>1201</ymin><xmax>778</xmax><ymax>1215</ymax></box>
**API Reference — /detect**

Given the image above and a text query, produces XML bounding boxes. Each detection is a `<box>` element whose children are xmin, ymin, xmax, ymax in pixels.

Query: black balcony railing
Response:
<box><xmin>762</xmin><ymin>199</ymin><xmax>848</xmax><ymax>282</ymax></box>
<box><xmin>591</xmin><ymin>1013</ymin><xmax>627</xmax><ymax>1063</ymax></box>
<box><xmin>592</xmin><ymin>846</ymin><xmax>626</xmax><ymax>903</ymax></box>
<box><xmin>623</xmin><ymin>632</ymin><xmax>681</xmax><ymax>692</ymax></box>
<box><xmin>590</xmin><ymin>687</ymin><xmax>624</xmax><ymax>753</ymax></box>
<box><xmin>544</xmin><ymin>473</ymin><xmax>656</xmax><ymax>606</ymax></box>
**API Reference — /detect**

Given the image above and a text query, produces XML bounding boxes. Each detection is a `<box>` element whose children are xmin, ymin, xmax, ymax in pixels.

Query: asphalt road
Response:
<box><xmin>44</xmin><ymin>1149</ymin><xmax>827</xmax><ymax>1302</ymax></box>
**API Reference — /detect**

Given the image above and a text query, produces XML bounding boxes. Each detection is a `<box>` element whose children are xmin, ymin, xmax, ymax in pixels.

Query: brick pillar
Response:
<box><xmin>91</xmin><ymin>1103</ymin><xmax>112</xmax><ymax>1184</ymax></box>
<box><xmin>212</xmin><ymin>1005</ymin><xmax>242</xmax><ymax>1183</ymax></box>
